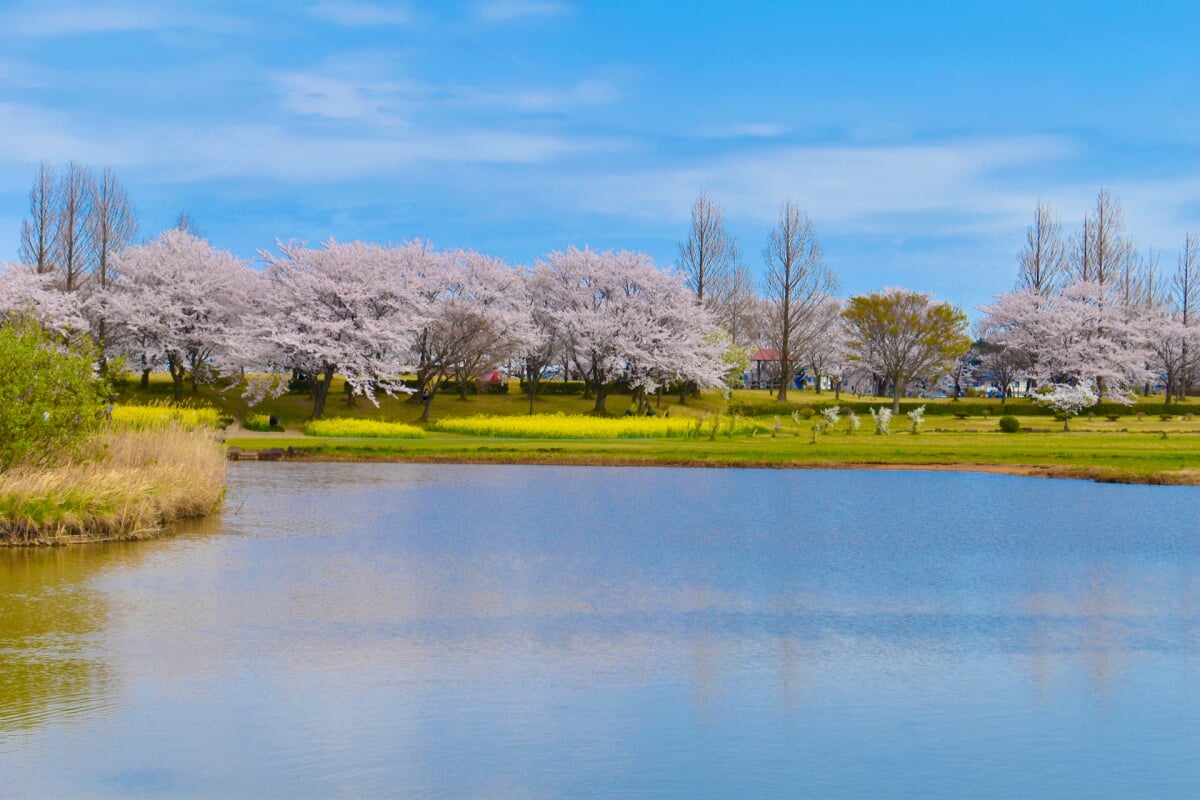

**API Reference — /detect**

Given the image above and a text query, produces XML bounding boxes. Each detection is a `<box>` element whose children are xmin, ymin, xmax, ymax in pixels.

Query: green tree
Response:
<box><xmin>0</xmin><ymin>315</ymin><xmax>104</xmax><ymax>471</ymax></box>
<box><xmin>843</xmin><ymin>288</ymin><xmax>971</xmax><ymax>414</ymax></box>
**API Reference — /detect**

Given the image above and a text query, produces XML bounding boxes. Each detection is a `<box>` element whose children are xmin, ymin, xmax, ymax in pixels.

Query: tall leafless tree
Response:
<box><xmin>763</xmin><ymin>199</ymin><xmax>837</xmax><ymax>402</ymax></box>
<box><xmin>1175</xmin><ymin>233</ymin><xmax>1200</xmax><ymax>400</ymax></box>
<box><xmin>1070</xmin><ymin>188</ymin><xmax>1126</xmax><ymax>290</ymax></box>
<box><xmin>88</xmin><ymin>167</ymin><xmax>138</xmax><ymax>292</ymax></box>
<box><xmin>677</xmin><ymin>189</ymin><xmax>739</xmax><ymax>309</ymax></box>
<box><xmin>54</xmin><ymin>161</ymin><xmax>96</xmax><ymax>292</ymax></box>
<box><xmin>19</xmin><ymin>161</ymin><xmax>59</xmax><ymax>275</ymax></box>
<box><xmin>87</xmin><ymin>166</ymin><xmax>138</xmax><ymax>370</ymax></box>
<box><xmin>174</xmin><ymin>209</ymin><xmax>204</xmax><ymax>238</ymax></box>
<box><xmin>723</xmin><ymin>264</ymin><xmax>761</xmax><ymax>349</ymax></box>
<box><xmin>1018</xmin><ymin>201</ymin><xmax>1066</xmax><ymax>294</ymax></box>
<box><xmin>676</xmin><ymin>189</ymin><xmax>741</xmax><ymax>402</ymax></box>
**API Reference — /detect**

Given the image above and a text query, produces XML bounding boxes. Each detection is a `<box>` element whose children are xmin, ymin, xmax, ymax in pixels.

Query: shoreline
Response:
<box><xmin>227</xmin><ymin>448</ymin><xmax>1200</xmax><ymax>486</ymax></box>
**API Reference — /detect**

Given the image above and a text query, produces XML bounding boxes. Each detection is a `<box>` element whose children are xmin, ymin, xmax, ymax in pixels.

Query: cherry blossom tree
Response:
<box><xmin>259</xmin><ymin>238</ymin><xmax>417</xmax><ymax>418</ymax></box>
<box><xmin>532</xmin><ymin>246</ymin><xmax>724</xmax><ymax>414</ymax></box>
<box><xmin>0</xmin><ymin>263</ymin><xmax>89</xmax><ymax>340</ymax></box>
<box><xmin>1032</xmin><ymin>382</ymin><xmax>1098</xmax><ymax>431</ymax></box>
<box><xmin>403</xmin><ymin>247</ymin><xmax>531</xmax><ymax>420</ymax></box>
<box><xmin>977</xmin><ymin>280</ymin><xmax>1152</xmax><ymax>403</ymax></box>
<box><xmin>112</xmin><ymin>230</ymin><xmax>258</xmax><ymax>402</ymax></box>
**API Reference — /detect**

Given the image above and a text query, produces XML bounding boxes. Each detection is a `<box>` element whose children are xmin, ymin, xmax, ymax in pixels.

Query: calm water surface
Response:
<box><xmin>2</xmin><ymin>463</ymin><xmax>1200</xmax><ymax>798</ymax></box>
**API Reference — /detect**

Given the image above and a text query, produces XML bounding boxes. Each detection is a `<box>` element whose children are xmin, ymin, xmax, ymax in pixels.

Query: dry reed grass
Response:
<box><xmin>0</xmin><ymin>426</ymin><xmax>226</xmax><ymax>545</ymax></box>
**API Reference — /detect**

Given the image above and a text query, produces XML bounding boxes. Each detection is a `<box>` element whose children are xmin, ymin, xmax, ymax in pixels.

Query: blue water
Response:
<box><xmin>2</xmin><ymin>463</ymin><xmax>1200</xmax><ymax>797</ymax></box>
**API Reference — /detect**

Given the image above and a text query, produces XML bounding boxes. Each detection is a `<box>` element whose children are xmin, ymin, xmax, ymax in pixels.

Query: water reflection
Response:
<box><xmin>2</xmin><ymin>463</ymin><xmax>1200</xmax><ymax>797</ymax></box>
<box><xmin>0</xmin><ymin>545</ymin><xmax>135</xmax><ymax>734</ymax></box>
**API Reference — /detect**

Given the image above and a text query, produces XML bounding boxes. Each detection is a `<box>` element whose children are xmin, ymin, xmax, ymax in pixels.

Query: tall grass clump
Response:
<box><xmin>0</xmin><ymin>426</ymin><xmax>226</xmax><ymax>545</ymax></box>
<box><xmin>432</xmin><ymin>413</ymin><xmax>698</xmax><ymax>439</ymax></box>
<box><xmin>304</xmin><ymin>418</ymin><xmax>426</xmax><ymax>438</ymax></box>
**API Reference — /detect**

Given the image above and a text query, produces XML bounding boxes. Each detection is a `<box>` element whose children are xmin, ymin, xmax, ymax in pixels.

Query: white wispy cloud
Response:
<box><xmin>307</xmin><ymin>1</ymin><xmax>414</xmax><ymax>27</ymax></box>
<box><xmin>275</xmin><ymin>71</ymin><xmax>414</xmax><ymax>126</ymax></box>
<box><xmin>469</xmin><ymin>78</ymin><xmax>621</xmax><ymax>112</ymax></box>
<box><xmin>0</xmin><ymin>102</ymin><xmax>115</xmax><ymax>163</ymax></box>
<box><xmin>0</xmin><ymin>2</ymin><xmax>244</xmax><ymax>38</ymax></box>
<box><xmin>696</xmin><ymin>123</ymin><xmax>789</xmax><ymax>139</ymax></box>
<box><xmin>475</xmin><ymin>0</ymin><xmax>570</xmax><ymax>22</ymax></box>
<box><xmin>578</xmin><ymin>137</ymin><xmax>1078</xmax><ymax>233</ymax></box>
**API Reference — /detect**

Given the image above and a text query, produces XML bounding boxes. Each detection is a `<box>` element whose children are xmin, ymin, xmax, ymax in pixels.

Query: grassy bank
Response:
<box><xmin>0</xmin><ymin>426</ymin><xmax>226</xmax><ymax>546</ymax></box>
<box><xmin>226</xmin><ymin>424</ymin><xmax>1200</xmax><ymax>485</ymax></box>
<box><xmin>115</xmin><ymin>372</ymin><xmax>1200</xmax><ymax>485</ymax></box>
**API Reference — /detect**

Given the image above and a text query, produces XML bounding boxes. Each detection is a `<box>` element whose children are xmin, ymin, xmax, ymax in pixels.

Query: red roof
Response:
<box><xmin>750</xmin><ymin>348</ymin><xmax>781</xmax><ymax>362</ymax></box>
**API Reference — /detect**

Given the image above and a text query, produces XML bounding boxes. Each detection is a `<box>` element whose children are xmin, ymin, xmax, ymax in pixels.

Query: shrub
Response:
<box><xmin>243</xmin><ymin>413</ymin><xmax>282</xmax><ymax>432</ymax></box>
<box><xmin>998</xmin><ymin>415</ymin><xmax>1021</xmax><ymax>433</ymax></box>
<box><xmin>907</xmin><ymin>405</ymin><xmax>926</xmax><ymax>433</ymax></box>
<box><xmin>1106</xmin><ymin>414</ymin><xmax>1120</xmax><ymax>421</ymax></box>
<box><xmin>799</xmin><ymin>407</ymin><xmax>815</xmax><ymax>419</ymax></box>
<box><xmin>0</xmin><ymin>315</ymin><xmax>104</xmax><ymax>471</ymax></box>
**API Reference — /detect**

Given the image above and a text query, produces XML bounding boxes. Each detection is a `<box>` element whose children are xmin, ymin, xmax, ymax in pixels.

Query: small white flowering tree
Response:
<box><xmin>845</xmin><ymin>410</ymin><xmax>861</xmax><ymax>435</ymax></box>
<box><xmin>869</xmin><ymin>406</ymin><xmax>892</xmax><ymax>435</ymax></box>
<box><xmin>1032</xmin><ymin>382</ymin><xmax>1098</xmax><ymax>431</ymax></box>
<box><xmin>907</xmin><ymin>404</ymin><xmax>926</xmax><ymax>433</ymax></box>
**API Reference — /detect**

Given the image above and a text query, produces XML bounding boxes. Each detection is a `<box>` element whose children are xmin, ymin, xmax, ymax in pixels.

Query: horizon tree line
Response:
<box><xmin>3</xmin><ymin>161</ymin><xmax>1197</xmax><ymax>418</ymax></box>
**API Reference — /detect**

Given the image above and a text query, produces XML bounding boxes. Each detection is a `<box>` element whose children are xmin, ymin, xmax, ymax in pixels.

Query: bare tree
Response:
<box><xmin>19</xmin><ymin>162</ymin><xmax>59</xmax><ymax>275</ymax></box>
<box><xmin>54</xmin><ymin>161</ymin><xmax>96</xmax><ymax>293</ymax></box>
<box><xmin>723</xmin><ymin>264</ymin><xmax>761</xmax><ymax>349</ymax></box>
<box><xmin>677</xmin><ymin>189</ymin><xmax>739</xmax><ymax>309</ymax></box>
<box><xmin>1070</xmin><ymin>188</ymin><xmax>1126</xmax><ymax>290</ymax></box>
<box><xmin>1018</xmin><ymin>201</ymin><xmax>1066</xmax><ymax>294</ymax></box>
<box><xmin>1175</xmin><ymin>233</ymin><xmax>1200</xmax><ymax>400</ymax></box>
<box><xmin>763</xmin><ymin>200</ymin><xmax>837</xmax><ymax>402</ymax></box>
<box><xmin>87</xmin><ymin>166</ymin><xmax>138</xmax><ymax>370</ymax></box>
<box><xmin>676</xmin><ymin>189</ymin><xmax>740</xmax><ymax>402</ymax></box>
<box><xmin>174</xmin><ymin>210</ymin><xmax>204</xmax><ymax>238</ymax></box>
<box><xmin>88</xmin><ymin>167</ymin><xmax>138</xmax><ymax>292</ymax></box>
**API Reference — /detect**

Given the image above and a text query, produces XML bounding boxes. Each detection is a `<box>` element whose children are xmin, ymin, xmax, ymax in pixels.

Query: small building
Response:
<box><xmin>747</xmin><ymin>348</ymin><xmax>782</xmax><ymax>389</ymax></box>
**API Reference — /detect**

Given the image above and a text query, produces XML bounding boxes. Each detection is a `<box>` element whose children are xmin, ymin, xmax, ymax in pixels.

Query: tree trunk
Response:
<box><xmin>311</xmin><ymin>369</ymin><xmax>335</xmax><ymax>419</ymax></box>
<box><xmin>456</xmin><ymin>365</ymin><xmax>469</xmax><ymax>400</ymax></box>
<box><xmin>891</xmin><ymin>377</ymin><xmax>901</xmax><ymax>415</ymax></box>
<box><xmin>526</xmin><ymin>378</ymin><xmax>538</xmax><ymax>415</ymax></box>
<box><xmin>168</xmin><ymin>356</ymin><xmax>185</xmax><ymax>403</ymax></box>
<box><xmin>592</xmin><ymin>384</ymin><xmax>608</xmax><ymax>414</ymax></box>
<box><xmin>141</xmin><ymin>367</ymin><xmax>151</xmax><ymax>389</ymax></box>
<box><xmin>420</xmin><ymin>392</ymin><xmax>435</xmax><ymax>422</ymax></box>
<box><xmin>776</xmin><ymin>357</ymin><xmax>788</xmax><ymax>402</ymax></box>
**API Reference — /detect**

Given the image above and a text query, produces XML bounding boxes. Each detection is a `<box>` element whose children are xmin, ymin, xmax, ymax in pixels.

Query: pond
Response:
<box><xmin>2</xmin><ymin>463</ymin><xmax>1200</xmax><ymax>798</ymax></box>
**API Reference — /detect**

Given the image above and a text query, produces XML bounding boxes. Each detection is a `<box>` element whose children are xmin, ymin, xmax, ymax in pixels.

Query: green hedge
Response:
<box><xmin>726</xmin><ymin>397</ymin><xmax>1192</xmax><ymax>418</ymax></box>
<box><xmin>518</xmin><ymin>379</ymin><xmax>635</xmax><ymax>396</ymax></box>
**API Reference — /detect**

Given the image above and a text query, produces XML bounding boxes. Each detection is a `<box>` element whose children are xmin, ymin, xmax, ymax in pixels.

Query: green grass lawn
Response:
<box><xmin>119</xmin><ymin>373</ymin><xmax>1200</xmax><ymax>484</ymax></box>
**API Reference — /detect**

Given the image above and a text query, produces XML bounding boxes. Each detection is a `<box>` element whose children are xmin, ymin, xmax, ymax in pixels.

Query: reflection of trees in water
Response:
<box><xmin>0</xmin><ymin>544</ymin><xmax>149</xmax><ymax>734</ymax></box>
<box><xmin>1020</xmin><ymin>558</ymin><xmax>1200</xmax><ymax>705</ymax></box>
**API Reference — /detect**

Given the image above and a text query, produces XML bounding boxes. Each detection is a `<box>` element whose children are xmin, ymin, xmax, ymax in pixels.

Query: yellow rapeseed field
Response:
<box><xmin>431</xmin><ymin>413</ymin><xmax>700</xmax><ymax>439</ymax></box>
<box><xmin>111</xmin><ymin>404</ymin><xmax>223</xmax><ymax>431</ymax></box>
<box><xmin>304</xmin><ymin>418</ymin><xmax>427</xmax><ymax>438</ymax></box>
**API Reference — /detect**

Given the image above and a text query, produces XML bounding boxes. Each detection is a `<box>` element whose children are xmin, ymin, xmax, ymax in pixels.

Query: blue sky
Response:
<box><xmin>1</xmin><ymin>0</ymin><xmax>1197</xmax><ymax>314</ymax></box>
